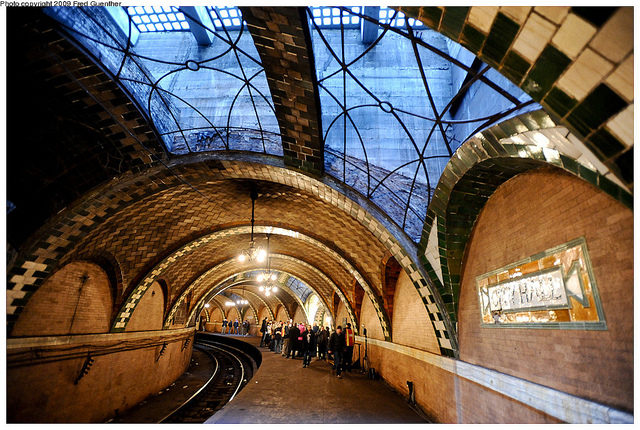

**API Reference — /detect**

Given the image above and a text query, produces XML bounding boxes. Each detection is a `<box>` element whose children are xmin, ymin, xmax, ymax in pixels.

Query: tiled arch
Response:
<box><xmin>118</xmin><ymin>226</ymin><xmax>371</xmax><ymax>335</ymax></box>
<box><xmin>397</xmin><ymin>6</ymin><xmax>633</xmax><ymax>187</ymax></box>
<box><xmin>162</xmin><ymin>255</ymin><xmax>337</xmax><ymax>330</ymax></box>
<box><xmin>226</xmin><ymin>287</ymin><xmax>273</xmax><ymax>325</ymax></box>
<box><xmin>187</xmin><ymin>277</ymin><xmax>279</xmax><ymax>327</ymax></box>
<box><xmin>8</xmin><ymin>155</ymin><xmax>455</xmax><ymax>355</ymax></box>
<box><xmin>418</xmin><ymin>110</ymin><xmax>633</xmax><ymax>326</ymax></box>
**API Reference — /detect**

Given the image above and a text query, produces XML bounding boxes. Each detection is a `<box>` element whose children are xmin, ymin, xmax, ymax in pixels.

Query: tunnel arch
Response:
<box><xmin>122</xmin><ymin>227</ymin><xmax>370</xmax><ymax>337</ymax></box>
<box><xmin>419</xmin><ymin>110</ymin><xmax>632</xmax><ymax>327</ymax></box>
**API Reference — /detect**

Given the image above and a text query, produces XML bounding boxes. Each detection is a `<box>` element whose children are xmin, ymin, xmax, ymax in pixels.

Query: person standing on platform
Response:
<box><xmin>281</xmin><ymin>321</ymin><xmax>291</xmax><ymax>357</ymax></box>
<box><xmin>328</xmin><ymin>326</ymin><xmax>346</xmax><ymax>378</ymax></box>
<box><xmin>344</xmin><ymin>322</ymin><xmax>355</xmax><ymax>372</ymax></box>
<box><xmin>302</xmin><ymin>324</ymin><xmax>316</xmax><ymax>367</ymax></box>
<box><xmin>233</xmin><ymin>319</ymin><xmax>239</xmax><ymax>335</ymax></box>
<box><xmin>316</xmin><ymin>326</ymin><xmax>328</xmax><ymax>360</ymax></box>
<box><xmin>287</xmin><ymin>322</ymin><xmax>300</xmax><ymax>358</ymax></box>
<box><xmin>222</xmin><ymin>317</ymin><xmax>228</xmax><ymax>335</ymax></box>
<box><xmin>260</xmin><ymin>317</ymin><xmax>267</xmax><ymax>346</ymax></box>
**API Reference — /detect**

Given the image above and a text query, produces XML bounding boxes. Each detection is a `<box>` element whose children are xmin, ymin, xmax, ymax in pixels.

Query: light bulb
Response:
<box><xmin>272</xmin><ymin>286</ymin><xmax>278</xmax><ymax>293</ymax></box>
<box><xmin>257</xmin><ymin>249</ymin><xmax>267</xmax><ymax>262</ymax></box>
<box><xmin>257</xmin><ymin>274</ymin><xmax>264</xmax><ymax>282</ymax></box>
<box><xmin>265</xmin><ymin>290</ymin><xmax>270</xmax><ymax>296</ymax></box>
<box><xmin>204</xmin><ymin>303</ymin><xmax>210</xmax><ymax>308</ymax></box>
<box><xmin>270</xmin><ymin>273</ymin><xmax>277</xmax><ymax>281</ymax></box>
<box><xmin>238</xmin><ymin>254</ymin><xmax>246</xmax><ymax>263</ymax></box>
<box><xmin>259</xmin><ymin>285</ymin><xmax>264</xmax><ymax>292</ymax></box>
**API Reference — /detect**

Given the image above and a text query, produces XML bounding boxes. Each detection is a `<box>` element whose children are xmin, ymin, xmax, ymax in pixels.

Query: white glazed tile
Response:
<box><xmin>533</xmin><ymin>6</ymin><xmax>569</xmax><ymax>25</ymax></box>
<box><xmin>606</xmin><ymin>104</ymin><xmax>634</xmax><ymax>148</ymax></box>
<box><xmin>512</xmin><ymin>12</ymin><xmax>557</xmax><ymax>63</ymax></box>
<box><xmin>589</xmin><ymin>7</ymin><xmax>633</xmax><ymax>63</ymax></box>
<box><xmin>500</xmin><ymin>6</ymin><xmax>531</xmax><ymax>24</ymax></box>
<box><xmin>557</xmin><ymin>48</ymin><xmax>614</xmax><ymax>101</ymax></box>
<box><xmin>605</xmin><ymin>54</ymin><xmax>634</xmax><ymax>103</ymax></box>
<box><xmin>551</xmin><ymin>13</ymin><xmax>597</xmax><ymax>60</ymax></box>
<box><xmin>467</xmin><ymin>6</ymin><xmax>499</xmax><ymax>34</ymax></box>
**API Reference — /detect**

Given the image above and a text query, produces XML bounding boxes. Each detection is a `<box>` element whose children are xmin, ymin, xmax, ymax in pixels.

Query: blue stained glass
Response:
<box><xmin>141</xmin><ymin>15</ymin><xmax>150</xmax><ymax>23</ymax></box>
<box><xmin>223</xmin><ymin>18</ymin><xmax>231</xmax><ymax>27</ymax></box>
<box><xmin>172</xmin><ymin>22</ymin><xmax>181</xmax><ymax>30</ymax></box>
<box><xmin>132</xmin><ymin>15</ymin><xmax>141</xmax><ymax>24</ymax></box>
<box><xmin>135</xmin><ymin>6</ymin><xmax>144</xmax><ymax>14</ymax></box>
<box><xmin>180</xmin><ymin>21</ymin><xmax>189</xmax><ymax>29</ymax></box>
<box><xmin>232</xmin><ymin>18</ymin><xmax>240</xmax><ymax>26</ymax></box>
<box><xmin>154</xmin><ymin>23</ymin><xmax>163</xmax><ymax>31</ymax></box>
<box><xmin>219</xmin><ymin>9</ymin><xmax>228</xmax><ymax>18</ymax></box>
<box><xmin>167</xmin><ymin>13</ymin><xmax>176</xmax><ymax>20</ymax></box>
<box><xmin>163</xmin><ymin>22</ymin><xmax>172</xmax><ymax>30</ymax></box>
<box><xmin>144</xmin><ymin>6</ymin><xmax>153</xmax><ymax>14</ymax></box>
<box><xmin>229</xmin><ymin>9</ymin><xmax>238</xmax><ymax>17</ymax></box>
<box><xmin>158</xmin><ymin>14</ymin><xmax>167</xmax><ymax>22</ymax></box>
<box><xmin>322</xmin><ymin>8</ymin><xmax>330</xmax><ymax>17</ymax></box>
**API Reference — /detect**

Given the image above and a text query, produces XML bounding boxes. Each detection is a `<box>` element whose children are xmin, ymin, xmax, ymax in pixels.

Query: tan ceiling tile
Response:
<box><xmin>605</xmin><ymin>54</ymin><xmax>634</xmax><ymax>103</ymax></box>
<box><xmin>533</xmin><ymin>6</ymin><xmax>569</xmax><ymax>25</ymax></box>
<box><xmin>467</xmin><ymin>6</ymin><xmax>499</xmax><ymax>33</ymax></box>
<box><xmin>557</xmin><ymin>48</ymin><xmax>615</xmax><ymax>101</ymax></box>
<box><xmin>512</xmin><ymin>12</ymin><xmax>557</xmax><ymax>63</ymax></box>
<box><xmin>500</xmin><ymin>6</ymin><xmax>532</xmax><ymax>25</ymax></box>
<box><xmin>551</xmin><ymin>13</ymin><xmax>597</xmax><ymax>60</ymax></box>
<box><xmin>606</xmin><ymin>104</ymin><xmax>634</xmax><ymax>148</ymax></box>
<box><xmin>589</xmin><ymin>7</ymin><xmax>633</xmax><ymax>63</ymax></box>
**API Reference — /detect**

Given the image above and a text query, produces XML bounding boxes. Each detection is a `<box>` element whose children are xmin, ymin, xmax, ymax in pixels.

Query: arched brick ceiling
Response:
<box><xmin>62</xmin><ymin>178</ymin><xmax>388</xmax><ymax>300</ymax></box>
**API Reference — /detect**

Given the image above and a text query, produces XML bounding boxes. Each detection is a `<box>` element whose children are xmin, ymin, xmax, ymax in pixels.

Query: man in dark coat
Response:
<box><xmin>302</xmin><ymin>324</ymin><xmax>316</xmax><ymax>367</ymax></box>
<box><xmin>328</xmin><ymin>326</ymin><xmax>346</xmax><ymax>378</ymax></box>
<box><xmin>287</xmin><ymin>323</ymin><xmax>300</xmax><ymax>358</ymax></box>
<box><xmin>316</xmin><ymin>326</ymin><xmax>328</xmax><ymax>360</ymax></box>
<box><xmin>260</xmin><ymin>317</ymin><xmax>267</xmax><ymax>346</ymax></box>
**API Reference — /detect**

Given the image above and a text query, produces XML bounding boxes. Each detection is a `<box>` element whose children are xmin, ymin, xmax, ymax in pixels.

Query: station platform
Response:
<box><xmin>206</xmin><ymin>334</ymin><xmax>426</xmax><ymax>424</ymax></box>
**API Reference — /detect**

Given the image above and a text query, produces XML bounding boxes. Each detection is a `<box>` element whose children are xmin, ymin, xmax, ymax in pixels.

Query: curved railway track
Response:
<box><xmin>159</xmin><ymin>340</ymin><xmax>257</xmax><ymax>423</ymax></box>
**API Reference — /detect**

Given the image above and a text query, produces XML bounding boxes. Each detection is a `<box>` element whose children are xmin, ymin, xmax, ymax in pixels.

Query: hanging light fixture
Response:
<box><xmin>257</xmin><ymin>235</ymin><xmax>279</xmax><ymax>296</ymax></box>
<box><xmin>238</xmin><ymin>185</ymin><xmax>267</xmax><ymax>264</ymax></box>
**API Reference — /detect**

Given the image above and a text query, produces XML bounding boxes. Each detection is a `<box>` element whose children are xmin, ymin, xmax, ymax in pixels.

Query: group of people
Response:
<box><xmin>220</xmin><ymin>318</ymin><xmax>250</xmax><ymax>335</ymax></box>
<box><xmin>259</xmin><ymin>318</ymin><xmax>356</xmax><ymax>377</ymax></box>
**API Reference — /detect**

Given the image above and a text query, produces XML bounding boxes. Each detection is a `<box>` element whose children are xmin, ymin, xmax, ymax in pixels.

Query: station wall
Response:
<box><xmin>355</xmin><ymin>167</ymin><xmax>633</xmax><ymax>423</ymax></box>
<box><xmin>7</xmin><ymin>262</ymin><xmax>193</xmax><ymax>423</ymax></box>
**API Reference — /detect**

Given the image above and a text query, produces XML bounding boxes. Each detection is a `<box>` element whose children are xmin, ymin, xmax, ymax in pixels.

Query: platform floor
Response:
<box><xmin>206</xmin><ymin>334</ymin><xmax>426</xmax><ymax>424</ymax></box>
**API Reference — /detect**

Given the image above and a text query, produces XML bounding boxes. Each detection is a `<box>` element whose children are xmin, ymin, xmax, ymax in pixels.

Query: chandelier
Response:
<box><xmin>226</xmin><ymin>298</ymin><xmax>249</xmax><ymax>306</ymax></box>
<box><xmin>238</xmin><ymin>185</ymin><xmax>267</xmax><ymax>263</ymax></box>
<box><xmin>257</xmin><ymin>235</ymin><xmax>278</xmax><ymax>296</ymax></box>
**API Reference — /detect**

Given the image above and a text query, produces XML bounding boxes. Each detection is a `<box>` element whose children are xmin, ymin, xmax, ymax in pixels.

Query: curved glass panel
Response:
<box><xmin>45</xmin><ymin>6</ymin><xmax>282</xmax><ymax>156</ymax></box>
<box><xmin>308</xmin><ymin>7</ymin><xmax>539</xmax><ymax>242</ymax></box>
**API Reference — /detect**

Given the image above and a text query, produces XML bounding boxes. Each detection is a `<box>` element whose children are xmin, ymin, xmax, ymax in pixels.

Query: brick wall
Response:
<box><xmin>293</xmin><ymin>305</ymin><xmax>306</xmax><ymax>325</ymax></box>
<box><xmin>456</xmin><ymin>378</ymin><xmax>561</xmax><ymax>423</ymax></box>
<box><xmin>458</xmin><ymin>167</ymin><xmax>633</xmax><ymax>412</ymax></box>
<box><xmin>391</xmin><ymin>271</ymin><xmax>441</xmax><ymax>354</ymax></box>
<box><xmin>12</xmin><ymin>261</ymin><xmax>113</xmax><ymax>337</ymax></box>
<box><xmin>335</xmin><ymin>300</ymin><xmax>352</xmax><ymax>330</ymax></box>
<box><xmin>359</xmin><ymin>292</ymin><xmax>384</xmax><ymax>340</ymax></box>
<box><xmin>7</xmin><ymin>329</ymin><xmax>193</xmax><ymax>423</ymax></box>
<box><xmin>126</xmin><ymin>280</ymin><xmax>164</xmax><ymax>331</ymax></box>
<box><xmin>276</xmin><ymin>307</ymin><xmax>288</xmax><ymax>323</ymax></box>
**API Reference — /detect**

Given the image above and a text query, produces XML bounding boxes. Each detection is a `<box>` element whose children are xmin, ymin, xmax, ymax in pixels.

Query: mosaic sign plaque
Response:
<box><xmin>477</xmin><ymin>237</ymin><xmax>606</xmax><ymax>329</ymax></box>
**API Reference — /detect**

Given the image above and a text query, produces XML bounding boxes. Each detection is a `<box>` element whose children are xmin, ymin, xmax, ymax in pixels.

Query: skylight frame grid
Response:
<box><xmin>206</xmin><ymin>6</ymin><xmax>246</xmax><ymax>31</ymax></box>
<box><xmin>126</xmin><ymin>6</ymin><xmax>190</xmax><ymax>33</ymax></box>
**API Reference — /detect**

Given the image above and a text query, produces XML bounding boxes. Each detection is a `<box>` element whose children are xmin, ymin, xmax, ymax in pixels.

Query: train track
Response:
<box><xmin>158</xmin><ymin>340</ymin><xmax>256</xmax><ymax>423</ymax></box>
